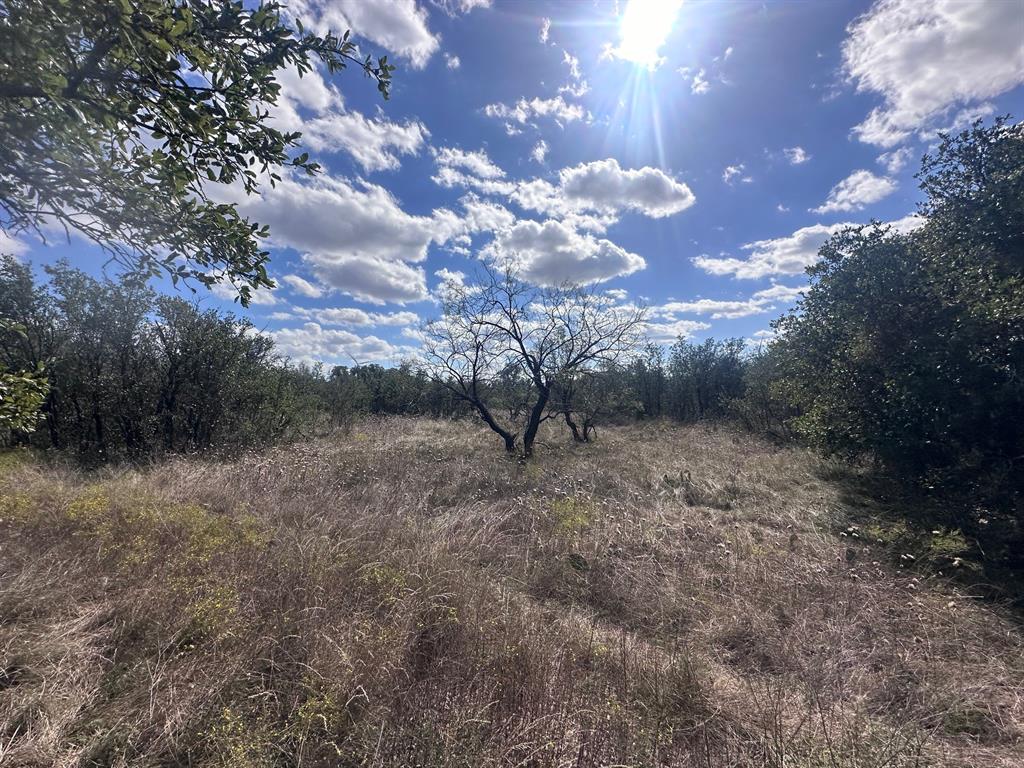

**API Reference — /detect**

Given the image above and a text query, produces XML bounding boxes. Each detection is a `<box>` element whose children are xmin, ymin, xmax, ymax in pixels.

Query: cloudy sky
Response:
<box><xmin>16</xmin><ymin>0</ymin><xmax>1024</xmax><ymax>364</ymax></box>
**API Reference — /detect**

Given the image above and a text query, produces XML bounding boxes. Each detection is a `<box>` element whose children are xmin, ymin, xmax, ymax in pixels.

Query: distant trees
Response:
<box><xmin>0</xmin><ymin>0</ymin><xmax>392</xmax><ymax>304</ymax></box>
<box><xmin>0</xmin><ymin>257</ymin><xmax>322</xmax><ymax>460</ymax></box>
<box><xmin>422</xmin><ymin>265</ymin><xmax>646</xmax><ymax>456</ymax></box>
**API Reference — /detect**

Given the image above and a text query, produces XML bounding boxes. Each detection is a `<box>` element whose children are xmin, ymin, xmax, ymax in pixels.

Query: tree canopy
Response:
<box><xmin>769</xmin><ymin>117</ymin><xmax>1024</xmax><ymax>532</ymax></box>
<box><xmin>0</xmin><ymin>0</ymin><xmax>393</xmax><ymax>304</ymax></box>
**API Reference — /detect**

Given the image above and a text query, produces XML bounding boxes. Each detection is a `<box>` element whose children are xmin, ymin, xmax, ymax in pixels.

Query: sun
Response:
<box><xmin>615</xmin><ymin>0</ymin><xmax>684</xmax><ymax>69</ymax></box>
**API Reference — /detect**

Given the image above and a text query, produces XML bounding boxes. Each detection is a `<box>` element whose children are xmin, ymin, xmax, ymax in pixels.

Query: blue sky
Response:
<box><xmin>7</xmin><ymin>0</ymin><xmax>1024</xmax><ymax>364</ymax></box>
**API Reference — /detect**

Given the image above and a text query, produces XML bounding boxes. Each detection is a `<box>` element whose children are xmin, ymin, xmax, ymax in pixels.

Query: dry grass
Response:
<box><xmin>0</xmin><ymin>418</ymin><xmax>1021</xmax><ymax>767</ymax></box>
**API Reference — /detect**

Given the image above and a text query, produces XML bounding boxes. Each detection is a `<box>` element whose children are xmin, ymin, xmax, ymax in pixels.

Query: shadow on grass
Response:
<box><xmin>817</xmin><ymin>460</ymin><xmax>1024</xmax><ymax>616</ymax></box>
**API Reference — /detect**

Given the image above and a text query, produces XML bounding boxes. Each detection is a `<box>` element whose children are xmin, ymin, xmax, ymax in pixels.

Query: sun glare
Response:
<box><xmin>616</xmin><ymin>0</ymin><xmax>684</xmax><ymax>69</ymax></box>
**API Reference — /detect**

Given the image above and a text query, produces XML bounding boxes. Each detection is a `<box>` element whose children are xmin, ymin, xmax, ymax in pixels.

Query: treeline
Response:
<box><xmin>0</xmin><ymin>258</ymin><xmax>463</xmax><ymax>463</ymax></box>
<box><xmin>0</xmin><ymin>255</ymin><xmax>759</xmax><ymax>462</ymax></box>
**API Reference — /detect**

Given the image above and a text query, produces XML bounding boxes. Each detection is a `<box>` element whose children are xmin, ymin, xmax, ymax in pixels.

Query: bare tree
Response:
<box><xmin>421</xmin><ymin>263</ymin><xmax>646</xmax><ymax>457</ymax></box>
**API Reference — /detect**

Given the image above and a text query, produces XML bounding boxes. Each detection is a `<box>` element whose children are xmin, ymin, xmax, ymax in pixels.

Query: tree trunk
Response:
<box><xmin>473</xmin><ymin>398</ymin><xmax>518</xmax><ymax>453</ymax></box>
<box><xmin>522</xmin><ymin>385</ymin><xmax>550</xmax><ymax>457</ymax></box>
<box><xmin>563</xmin><ymin>409</ymin><xmax>584</xmax><ymax>442</ymax></box>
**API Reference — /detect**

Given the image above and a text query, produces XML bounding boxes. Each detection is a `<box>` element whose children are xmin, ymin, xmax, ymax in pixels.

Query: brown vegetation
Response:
<box><xmin>0</xmin><ymin>419</ymin><xmax>1021</xmax><ymax>766</ymax></box>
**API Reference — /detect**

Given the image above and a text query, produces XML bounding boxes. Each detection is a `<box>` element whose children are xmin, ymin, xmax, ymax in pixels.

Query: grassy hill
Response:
<box><xmin>1</xmin><ymin>419</ymin><xmax>1021</xmax><ymax>766</ymax></box>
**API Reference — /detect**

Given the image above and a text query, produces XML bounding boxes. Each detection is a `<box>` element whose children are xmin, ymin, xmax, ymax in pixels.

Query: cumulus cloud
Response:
<box><xmin>691</xmin><ymin>68</ymin><xmax>710</xmax><ymax>95</ymax></box>
<box><xmin>812</xmin><ymin>169</ymin><xmax>897</xmax><ymax>214</ymax></box>
<box><xmin>0</xmin><ymin>230</ymin><xmax>29</xmax><ymax>257</ymax></box>
<box><xmin>304</xmin><ymin>253</ymin><xmax>429</xmax><ymax>305</ymax></box>
<box><xmin>234</xmin><ymin>172</ymin><xmax>476</xmax><ymax>304</ymax></box>
<box><xmin>281</xmin><ymin>274</ymin><xmax>325</xmax><ymax>298</ymax></box>
<box><xmin>292</xmin><ymin>0</ymin><xmax>439</xmax><ymax>68</ymax></box>
<box><xmin>268</xmin><ymin>63</ymin><xmax>425</xmax><ymax>174</ymax></box>
<box><xmin>876</xmin><ymin>147</ymin><xmax>913</xmax><ymax>174</ymax></box>
<box><xmin>563</xmin><ymin>50</ymin><xmax>581</xmax><ymax>80</ymax></box>
<box><xmin>651</xmin><ymin>284</ymin><xmax>804</xmax><ymax>321</ymax></box>
<box><xmin>434</xmin><ymin>147</ymin><xmax>506</xmax><ymax>179</ymax></box>
<box><xmin>290</xmin><ymin>306</ymin><xmax>419</xmax><ymax>326</ymax></box>
<box><xmin>539</xmin><ymin>17</ymin><xmax>551</xmax><ymax>44</ymax></box>
<box><xmin>513</xmin><ymin>158</ymin><xmax>695</xmax><ymax>222</ymax></box>
<box><xmin>693</xmin><ymin>214</ymin><xmax>926</xmax><ymax>279</ymax></box>
<box><xmin>531</xmin><ymin>140</ymin><xmax>549</xmax><ymax>164</ymax></box>
<box><xmin>445</xmin><ymin>53</ymin><xmax>461</xmax><ymax>69</ymax></box>
<box><xmin>843</xmin><ymin>0</ymin><xmax>1024</xmax><ymax>146</ymax></box>
<box><xmin>722</xmin><ymin>164</ymin><xmax>751</xmax><ymax>185</ymax></box>
<box><xmin>265</xmin><ymin>63</ymin><xmax>342</xmax><ymax>135</ymax></box>
<box><xmin>484</xmin><ymin>95</ymin><xmax>586</xmax><ymax>126</ymax></box>
<box><xmin>559</xmin><ymin>159</ymin><xmax>695</xmax><ymax>217</ymax></box>
<box><xmin>302</xmin><ymin>111</ymin><xmax>429</xmax><ymax>172</ymax></box>
<box><xmin>271</xmin><ymin>323</ymin><xmax>407</xmax><ymax>365</ymax></box>
<box><xmin>653</xmin><ymin>298</ymin><xmax>770</xmax><ymax>320</ymax></box>
<box><xmin>483</xmin><ymin>219</ymin><xmax>646</xmax><ymax>286</ymax></box>
<box><xmin>694</xmin><ymin>224</ymin><xmax>850</xmax><ymax>279</ymax></box>
<box><xmin>211</xmin><ymin>279</ymin><xmax>280</xmax><ymax>306</ymax></box>
<box><xmin>429</xmin><ymin>0</ymin><xmax>491</xmax><ymax>15</ymax></box>
<box><xmin>783</xmin><ymin>146</ymin><xmax>810</xmax><ymax>165</ymax></box>
<box><xmin>645</xmin><ymin>318</ymin><xmax>711</xmax><ymax>342</ymax></box>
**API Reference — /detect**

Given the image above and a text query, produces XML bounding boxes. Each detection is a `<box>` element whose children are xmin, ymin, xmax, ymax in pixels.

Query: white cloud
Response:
<box><xmin>266</xmin><ymin>63</ymin><xmax>342</xmax><ymax>135</ymax></box>
<box><xmin>281</xmin><ymin>274</ymin><xmax>325</xmax><ymax>298</ymax></box>
<box><xmin>211</xmin><ymin>280</ymin><xmax>280</xmax><ymax>306</ymax></box>
<box><xmin>0</xmin><ymin>230</ymin><xmax>29</xmax><ymax>257</ymax></box>
<box><xmin>445</xmin><ymin>53</ymin><xmax>461</xmax><ymax>69</ymax></box>
<box><xmin>605</xmin><ymin>288</ymin><xmax>629</xmax><ymax>301</ymax></box>
<box><xmin>484</xmin><ymin>95</ymin><xmax>586</xmax><ymax>126</ymax></box>
<box><xmin>235</xmin><ymin>172</ymin><xmax>475</xmax><ymax>304</ymax></box>
<box><xmin>429</xmin><ymin>0</ymin><xmax>491</xmax><ymax>15</ymax></box>
<box><xmin>651</xmin><ymin>284</ymin><xmax>804</xmax><ymax>320</ymax></box>
<box><xmin>515</xmin><ymin>158</ymin><xmax>695</xmax><ymax>221</ymax></box>
<box><xmin>812</xmin><ymin>169</ymin><xmax>897</xmax><ymax>214</ymax></box>
<box><xmin>539</xmin><ymin>17</ymin><xmax>551</xmax><ymax>44</ymax></box>
<box><xmin>722</xmin><ymin>164</ymin><xmax>745</xmax><ymax>184</ymax></box>
<box><xmin>243</xmin><ymin>175</ymin><xmax>448</xmax><ymax>266</ymax></box>
<box><xmin>302</xmin><ymin>111</ymin><xmax>429</xmax><ymax>172</ymax></box>
<box><xmin>563</xmin><ymin>50</ymin><xmax>581</xmax><ymax>80</ymax></box>
<box><xmin>876</xmin><ymin>147</ymin><xmax>913</xmax><ymax>174</ymax></box>
<box><xmin>291</xmin><ymin>306</ymin><xmax>419</xmax><ymax>326</ymax></box>
<box><xmin>434</xmin><ymin>147</ymin><xmax>506</xmax><ymax>179</ymax></box>
<box><xmin>783</xmin><ymin>146</ymin><xmax>810</xmax><ymax>165</ymax></box>
<box><xmin>293</xmin><ymin>0</ymin><xmax>439</xmax><ymax>68</ymax></box>
<box><xmin>558</xmin><ymin>80</ymin><xmax>590</xmax><ymax>98</ymax></box>
<box><xmin>645</xmin><ymin>318</ymin><xmax>711</xmax><ymax>342</ymax></box>
<box><xmin>691</xmin><ymin>68</ymin><xmax>710</xmax><ymax>95</ymax></box>
<box><xmin>653</xmin><ymin>298</ymin><xmax>772</xmax><ymax>320</ymax></box>
<box><xmin>694</xmin><ymin>223</ymin><xmax>850</xmax><ymax>279</ymax></box>
<box><xmin>304</xmin><ymin>253</ymin><xmax>429</xmax><ymax>305</ymax></box>
<box><xmin>751</xmin><ymin>283</ymin><xmax>806</xmax><ymax>302</ymax></box>
<box><xmin>886</xmin><ymin>212</ymin><xmax>927</xmax><ymax>234</ymax></box>
<box><xmin>693</xmin><ymin>214</ymin><xmax>926</xmax><ymax>279</ymax></box>
<box><xmin>918</xmin><ymin>102</ymin><xmax>997</xmax><ymax>142</ymax></box>
<box><xmin>483</xmin><ymin>219</ymin><xmax>646</xmax><ymax>286</ymax></box>
<box><xmin>776</xmin><ymin>203</ymin><xmax>790</xmax><ymax>213</ymax></box>
<box><xmin>843</xmin><ymin>0</ymin><xmax>1024</xmax><ymax>146</ymax></box>
<box><xmin>530</xmin><ymin>140</ymin><xmax>549</xmax><ymax>164</ymax></box>
<box><xmin>271</xmin><ymin>323</ymin><xmax>407</xmax><ymax>365</ymax></box>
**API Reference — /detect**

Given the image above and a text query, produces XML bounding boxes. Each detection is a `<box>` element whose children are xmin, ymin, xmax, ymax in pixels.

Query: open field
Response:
<box><xmin>0</xmin><ymin>418</ymin><xmax>1021</xmax><ymax>767</ymax></box>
